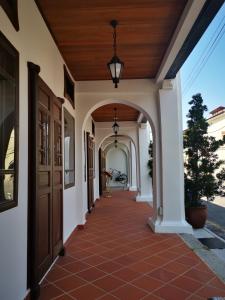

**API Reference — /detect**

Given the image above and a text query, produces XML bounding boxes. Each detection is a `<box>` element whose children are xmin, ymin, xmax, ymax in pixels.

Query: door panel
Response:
<box><xmin>52</xmin><ymin>188</ymin><xmax>63</xmax><ymax>258</ymax></box>
<box><xmin>37</xmin><ymin>193</ymin><xmax>51</xmax><ymax>279</ymax></box>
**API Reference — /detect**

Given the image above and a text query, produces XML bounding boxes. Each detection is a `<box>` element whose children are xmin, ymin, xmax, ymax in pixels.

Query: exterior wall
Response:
<box><xmin>0</xmin><ymin>1</ymin><xmax>78</xmax><ymax>299</ymax></box>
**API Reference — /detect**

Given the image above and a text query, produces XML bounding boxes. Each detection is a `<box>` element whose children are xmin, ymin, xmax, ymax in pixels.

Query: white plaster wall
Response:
<box><xmin>0</xmin><ymin>1</ymin><xmax>79</xmax><ymax>299</ymax></box>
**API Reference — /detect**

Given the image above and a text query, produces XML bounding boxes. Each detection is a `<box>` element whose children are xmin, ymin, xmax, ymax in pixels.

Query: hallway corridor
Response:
<box><xmin>40</xmin><ymin>192</ymin><xmax>225</xmax><ymax>300</ymax></box>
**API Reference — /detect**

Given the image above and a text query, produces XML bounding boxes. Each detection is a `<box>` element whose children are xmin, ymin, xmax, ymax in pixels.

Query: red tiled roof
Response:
<box><xmin>210</xmin><ymin>106</ymin><xmax>225</xmax><ymax>115</ymax></box>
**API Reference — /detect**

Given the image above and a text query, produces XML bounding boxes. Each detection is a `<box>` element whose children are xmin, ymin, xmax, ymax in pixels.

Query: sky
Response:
<box><xmin>180</xmin><ymin>3</ymin><xmax>225</xmax><ymax>129</ymax></box>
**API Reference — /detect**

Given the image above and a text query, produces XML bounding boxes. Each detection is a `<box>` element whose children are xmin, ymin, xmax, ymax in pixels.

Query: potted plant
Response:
<box><xmin>184</xmin><ymin>94</ymin><xmax>225</xmax><ymax>228</ymax></box>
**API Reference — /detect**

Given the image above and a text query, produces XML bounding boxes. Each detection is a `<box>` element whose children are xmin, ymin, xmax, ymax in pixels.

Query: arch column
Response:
<box><xmin>129</xmin><ymin>141</ymin><xmax>137</xmax><ymax>191</ymax></box>
<box><xmin>136</xmin><ymin>123</ymin><xmax>152</xmax><ymax>202</ymax></box>
<box><xmin>148</xmin><ymin>77</ymin><xmax>192</xmax><ymax>233</ymax></box>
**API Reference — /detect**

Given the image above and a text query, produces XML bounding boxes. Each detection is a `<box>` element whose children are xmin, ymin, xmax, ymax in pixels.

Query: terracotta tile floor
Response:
<box><xmin>40</xmin><ymin>191</ymin><xmax>225</xmax><ymax>300</ymax></box>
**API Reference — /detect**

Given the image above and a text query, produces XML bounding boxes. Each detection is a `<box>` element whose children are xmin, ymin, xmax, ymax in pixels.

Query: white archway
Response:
<box><xmin>105</xmin><ymin>146</ymin><xmax>128</xmax><ymax>188</ymax></box>
<box><xmin>75</xmin><ymin>79</ymin><xmax>192</xmax><ymax>234</ymax></box>
<box><xmin>102</xmin><ymin>136</ymin><xmax>137</xmax><ymax>191</ymax></box>
<box><xmin>80</xmin><ymin>98</ymin><xmax>158</xmax><ymax>225</ymax></box>
<box><xmin>81</xmin><ymin>98</ymin><xmax>156</xmax><ymax>138</ymax></box>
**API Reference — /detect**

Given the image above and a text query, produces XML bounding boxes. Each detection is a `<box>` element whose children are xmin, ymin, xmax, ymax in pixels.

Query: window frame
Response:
<box><xmin>64</xmin><ymin>108</ymin><xmax>75</xmax><ymax>189</ymax></box>
<box><xmin>92</xmin><ymin>120</ymin><xmax>95</xmax><ymax>136</ymax></box>
<box><xmin>0</xmin><ymin>31</ymin><xmax>19</xmax><ymax>213</ymax></box>
<box><xmin>64</xmin><ymin>65</ymin><xmax>75</xmax><ymax>108</ymax></box>
<box><xmin>0</xmin><ymin>0</ymin><xmax>20</xmax><ymax>31</ymax></box>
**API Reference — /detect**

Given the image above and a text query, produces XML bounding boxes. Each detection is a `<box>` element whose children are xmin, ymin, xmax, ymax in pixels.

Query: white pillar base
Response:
<box><xmin>148</xmin><ymin>217</ymin><xmax>193</xmax><ymax>234</ymax></box>
<box><xmin>136</xmin><ymin>194</ymin><xmax>153</xmax><ymax>203</ymax></box>
<box><xmin>129</xmin><ymin>186</ymin><xmax>137</xmax><ymax>191</ymax></box>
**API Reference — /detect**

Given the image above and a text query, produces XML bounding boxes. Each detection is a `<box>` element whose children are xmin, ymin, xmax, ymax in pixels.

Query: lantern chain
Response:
<box><xmin>113</xmin><ymin>26</ymin><xmax>117</xmax><ymax>56</ymax></box>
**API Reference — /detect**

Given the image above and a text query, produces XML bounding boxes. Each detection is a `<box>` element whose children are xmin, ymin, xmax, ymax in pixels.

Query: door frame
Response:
<box><xmin>99</xmin><ymin>148</ymin><xmax>102</xmax><ymax>196</ymax></box>
<box><xmin>86</xmin><ymin>132</ymin><xmax>94</xmax><ymax>213</ymax></box>
<box><xmin>27</xmin><ymin>62</ymin><xmax>65</xmax><ymax>299</ymax></box>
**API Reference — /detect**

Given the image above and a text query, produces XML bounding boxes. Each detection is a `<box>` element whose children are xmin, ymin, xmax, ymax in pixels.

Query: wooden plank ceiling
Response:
<box><xmin>92</xmin><ymin>104</ymin><xmax>139</xmax><ymax>122</ymax></box>
<box><xmin>35</xmin><ymin>0</ymin><xmax>187</xmax><ymax>81</ymax></box>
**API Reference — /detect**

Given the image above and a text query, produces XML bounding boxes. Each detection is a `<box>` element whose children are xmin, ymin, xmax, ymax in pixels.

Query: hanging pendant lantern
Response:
<box><xmin>114</xmin><ymin>138</ymin><xmax>118</xmax><ymax>148</ymax></box>
<box><xmin>107</xmin><ymin>20</ymin><xmax>124</xmax><ymax>88</ymax></box>
<box><xmin>112</xmin><ymin>107</ymin><xmax>119</xmax><ymax>134</ymax></box>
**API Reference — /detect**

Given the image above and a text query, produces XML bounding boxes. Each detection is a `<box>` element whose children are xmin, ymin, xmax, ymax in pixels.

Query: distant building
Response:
<box><xmin>207</xmin><ymin>106</ymin><xmax>225</xmax><ymax>172</ymax></box>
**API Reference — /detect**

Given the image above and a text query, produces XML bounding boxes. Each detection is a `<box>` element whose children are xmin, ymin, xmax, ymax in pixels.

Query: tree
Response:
<box><xmin>216</xmin><ymin>168</ymin><xmax>225</xmax><ymax>197</ymax></box>
<box><xmin>184</xmin><ymin>93</ymin><xmax>225</xmax><ymax>207</ymax></box>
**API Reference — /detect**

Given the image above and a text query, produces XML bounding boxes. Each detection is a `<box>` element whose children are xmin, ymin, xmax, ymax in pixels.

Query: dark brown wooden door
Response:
<box><xmin>102</xmin><ymin>151</ymin><xmax>106</xmax><ymax>193</ymax></box>
<box><xmin>28</xmin><ymin>63</ymin><xmax>64</xmax><ymax>298</ymax></box>
<box><xmin>99</xmin><ymin>148</ymin><xmax>106</xmax><ymax>196</ymax></box>
<box><xmin>99</xmin><ymin>149</ymin><xmax>102</xmax><ymax>196</ymax></box>
<box><xmin>87</xmin><ymin>132</ymin><xmax>94</xmax><ymax>212</ymax></box>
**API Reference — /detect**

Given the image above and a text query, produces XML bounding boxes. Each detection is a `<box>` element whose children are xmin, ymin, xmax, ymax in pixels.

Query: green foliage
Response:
<box><xmin>216</xmin><ymin>168</ymin><xmax>225</xmax><ymax>196</ymax></box>
<box><xmin>147</xmin><ymin>141</ymin><xmax>153</xmax><ymax>178</ymax></box>
<box><xmin>184</xmin><ymin>94</ymin><xmax>225</xmax><ymax>207</ymax></box>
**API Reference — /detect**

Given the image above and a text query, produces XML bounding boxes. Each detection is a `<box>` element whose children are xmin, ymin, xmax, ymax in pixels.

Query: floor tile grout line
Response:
<box><xmin>68</xmin><ymin>234</ymin><xmax>185</xmax><ymax>256</ymax></box>
<box><xmin>188</xmin><ymin>274</ymin><xmax>225</xmax><ymax>299</ymax></box>
<box><xmin>52</xmin><ymin>269</ymin><xmax>107</xmax><ymax>290</ymax></box>
<box><xmin>65</xmin><ymin>244</ymin><xmax>193</xmax><ymax>273</ymax></box>
<box><xmin>45</xmin><ymin>282</ymin><xmax>77</xmax><ymax>300</ymax></box>
<box><xmin>207</xmin><ymin>275</ymin><xmax>225</xmax><ymax>287</ymax></box>
<box><xmin>49</xmin><ymin>274</ymin><xmax>107</xmax><ymax>299</ymax></box>
<box><xmin>48</xmin><ymin>239</ymin><xmax>203</xmax><ymax>290</ymax></box>
<box><xmin>96</xmin><ymin>257</ymin><xmax>221</xmax><ymax>297</ymax></box>
<box><xmin>66</xmin><ymin>224</ymin><xmax>185</xmax><ymax>246</ymax></box>
<box><xmin>51</xmin><ymin>257</ymin><xmax>175</xmax><ymax>296</ymax></box>
<box><xmin>178</xmin><ymin>270</ymin><xmax>225</xmax><ymax>299</ymax></box>
<box><xmin>71</xmin><ymin>235</ymin><xmax>182</xmax><ymax>252</ymax></box>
